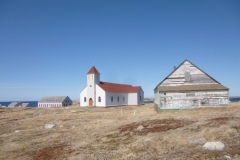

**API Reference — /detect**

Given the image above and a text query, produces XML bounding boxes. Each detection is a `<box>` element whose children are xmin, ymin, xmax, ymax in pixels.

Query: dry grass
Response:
<box><xmin>0</xmin><ymin>102</ymin><xmax>240</xmax><ymax>160</ymax></box>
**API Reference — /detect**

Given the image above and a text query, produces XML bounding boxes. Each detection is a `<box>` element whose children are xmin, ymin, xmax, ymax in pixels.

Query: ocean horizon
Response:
<box><xmin>0</xmin><ymin>97</ymin><xmax>239</xmax><ymax>107</ymax></box>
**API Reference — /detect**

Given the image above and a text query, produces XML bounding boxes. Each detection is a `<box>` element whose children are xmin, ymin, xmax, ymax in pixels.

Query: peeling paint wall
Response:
<box><xmin>158</xmin><ymin>91</ymin><xmax>229</xmax><ymax>108</ymax></box>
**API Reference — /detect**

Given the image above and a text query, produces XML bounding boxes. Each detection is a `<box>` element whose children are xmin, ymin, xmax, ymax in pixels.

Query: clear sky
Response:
<box><xmin>0</xmin><ymin>0</ymin><xmax>239</xmax><ymax>101</ymax></box>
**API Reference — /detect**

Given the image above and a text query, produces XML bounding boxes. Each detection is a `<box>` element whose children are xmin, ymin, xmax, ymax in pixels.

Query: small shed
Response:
<box><xmin>8</xmin><ymin>102</ymin><xmax>22</xmax><ymax>107</ymax></box>
<box><xmin>154</xmin><ymin>60</ymin><xmax>229</xmax><ymax>109</ymax></box>
<box><xmin>38</xmin><ymin>96</ymin><xmax>72</xmax><ymax>108</ymax></box>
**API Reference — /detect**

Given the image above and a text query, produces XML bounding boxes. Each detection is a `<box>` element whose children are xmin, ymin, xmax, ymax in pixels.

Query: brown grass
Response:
<box><xmin>0</xmin><ymin>102</ymin><xmax>240</xmax><ymax>160</ymax></box>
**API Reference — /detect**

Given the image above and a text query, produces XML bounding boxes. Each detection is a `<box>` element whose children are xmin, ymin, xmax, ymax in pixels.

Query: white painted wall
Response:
<box><xmin>87</xmin><ymin>74</ymin><xmax>96</xmax><ymax>105</ymax></box>
<box><xmin>96</xmin><ymin>85</ymin><xmax>106</xmax><ymax>106</ymax></box>
<box><xmin>38</xmin><ymin>103</ymin><xmax>62</xmax><ymax>107</ymax></box>
<box><xmin>137</xmin><ymin>88</ymin><xmax>144</xmax><ymax>105</ymax></box>
<box><xmin>80</xmin><ymin>86</ymin><xmax>88</xmax><ymax>107</ymax></box>
<box><xmin>128</xmin><ymin>93</ymin><xmax>137</xmax><ymax>105</ymax></box>
<box><xmin>106</xmin><ymin>92</ymin><xmax>128</xmax><ymax>106</ymax></box>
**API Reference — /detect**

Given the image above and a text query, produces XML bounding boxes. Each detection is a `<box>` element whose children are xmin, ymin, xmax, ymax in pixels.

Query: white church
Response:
<box><xmin>80</xmin><ymin>66</ymin><xmax>144</xmax><ymax>107</ymax></box>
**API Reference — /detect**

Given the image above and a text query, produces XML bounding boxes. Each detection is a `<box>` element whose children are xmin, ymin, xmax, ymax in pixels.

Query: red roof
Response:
<box><xmin>87</xmin><ymin>66</ymin><xmax>100</xmax><ymax>74</ymax></box>
<box><xmin>97</xmin><ymin>81</ymin><xmax>140</xmax><ymax>93</ymax></box>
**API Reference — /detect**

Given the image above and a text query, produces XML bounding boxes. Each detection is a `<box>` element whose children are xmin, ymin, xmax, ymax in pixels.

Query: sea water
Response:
<box><xmin>0</xmin><ymin>101</ymin><xmax>38</xmax><ymax>107</ymax></box>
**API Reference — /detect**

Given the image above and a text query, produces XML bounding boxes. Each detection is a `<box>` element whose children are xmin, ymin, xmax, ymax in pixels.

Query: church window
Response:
<box><xmin>117</xmin><ymin>96</ymin><xmax>119</xmax><ymax>102</ymax></box>
<box><xmin>140</xmin><ymin>96</ymin><xmax>141</xmax><ymax>101</ymax></box>
<box><xmin>84</xmin><ymin>97</ymin><xmax>86</xmax><ymax>102</ymax></box>
<box><xmin>111</xmin><ymin>96</ymin><xmax>113</xmax><ymax>102</ymax></box>
<box><xmin>123</xmin><ymin>97</ymin><xmax>125</xmax><ymax>102</ymax></box>
<box><xmin>98</xmin><ymin>96</ymin><xmax>101</xmax><ymax>102</ymax></box>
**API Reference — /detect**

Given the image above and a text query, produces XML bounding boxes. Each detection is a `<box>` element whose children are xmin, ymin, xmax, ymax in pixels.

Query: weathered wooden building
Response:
<box><xmin>154</xmin><ymin>60</ymin><xmax>229</xmax><ymax>109</ymax></box>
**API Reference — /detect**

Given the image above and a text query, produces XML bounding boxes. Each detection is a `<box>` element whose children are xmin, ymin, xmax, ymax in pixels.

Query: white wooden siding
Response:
<box><xmin>106</xmin><ymin>92</ymin><xmax>128</xmax><ymax>106</ymax></box>
<box><xmin>96</xmin><ymin>85</ymin><xmax>106</xmax><ymax>106</ymax></box>
<box><xmin>80</xmin><ymin>86</ymin><xmax>88</xmax><ymax>107</ymax></box>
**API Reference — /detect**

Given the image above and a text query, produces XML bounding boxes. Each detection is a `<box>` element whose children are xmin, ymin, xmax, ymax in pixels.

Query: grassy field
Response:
<box><xmin>0</xmin><ymin>103</ymin><xmax>240</xmax><ymax>160</ymax></box>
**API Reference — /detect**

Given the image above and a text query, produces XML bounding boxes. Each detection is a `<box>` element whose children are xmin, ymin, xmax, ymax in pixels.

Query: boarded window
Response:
<box><xmin>185</xmin><ymin>71</ymin><xmax>191</xmax><ymax>82</ymax></box>
<box><xmin>186</xmin><ymin>93</ymin><xmax>195</xmax><ymax>97</ymax></box>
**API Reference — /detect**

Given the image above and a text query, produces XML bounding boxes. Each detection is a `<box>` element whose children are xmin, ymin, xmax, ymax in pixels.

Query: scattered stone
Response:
<box><xmin>203</xmin><ymin>141</ymin><xmax>225</xmax><ymax>150</ymax></box>
<box><xmin>15</xmin><ymin>130</ymin><xmax>20</xmax><ymax>133</ymax></box>
<box><xmin>54</xmin><ymin>112</ymin><xmax>59</xmax><ymax>114</ymax></box>
<box><xmin>45</xmin><ymin>124</ymin><xmax>56</xmax><ymax>129</ymax></box>
<box><xmin>189</xmin><ymin>137</ymin><xmax>206</xmax><ymax>144</ymax></box>
<box><xmin>224</xmin><ymin>155</ymin><xmax>231</xmax><ymax>159</ymax></box>
<box><xmin>72</xmin><ymin>125</ymin><xmax>75</xmax><ymax>129</ymax></box>
<box><xmin>143</xmin><ymin>138</ymin><xmax>152</xmax><ymax>143</ymax></box>
<box><xmin>137</xmin><ymin>125</ymin><xmax>144</xmax><ymax>131</ymax></box>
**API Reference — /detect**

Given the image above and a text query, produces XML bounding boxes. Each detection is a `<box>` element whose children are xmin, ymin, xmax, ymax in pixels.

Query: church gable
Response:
<box><xmin>159</xmin><ymin>60</ymin><xmax>219</xmax><ymax>87</ymax></box>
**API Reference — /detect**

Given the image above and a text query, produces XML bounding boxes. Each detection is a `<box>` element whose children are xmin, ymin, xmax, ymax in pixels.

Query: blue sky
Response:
<box><xmin>0</xmin><ymin>0</ymin><xmax>239</xmax><ymax>101</ymax></box>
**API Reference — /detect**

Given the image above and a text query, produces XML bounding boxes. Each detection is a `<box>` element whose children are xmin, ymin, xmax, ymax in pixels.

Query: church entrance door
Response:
<box><xmin>89</xmin><ymin>98</ymin><xmax>93</xmax><ymax>106</ymax></box>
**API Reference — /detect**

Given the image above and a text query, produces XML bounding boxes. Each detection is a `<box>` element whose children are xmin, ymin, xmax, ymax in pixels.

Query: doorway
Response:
<box><xmin>89</xmin><ymin>98</ymin><xmax>93</xmax><ymax>106</ymax></box>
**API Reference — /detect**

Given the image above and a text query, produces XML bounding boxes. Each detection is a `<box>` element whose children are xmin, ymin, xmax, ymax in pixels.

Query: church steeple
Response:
<box><xmin>87</xmin><ymin>66</ymin><xmax>100</xmax><ymax>74</ymax></box>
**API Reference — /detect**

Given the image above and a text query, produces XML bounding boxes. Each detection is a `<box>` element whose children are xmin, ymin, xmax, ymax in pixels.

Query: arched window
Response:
<box><xmin>117</xmin><ymin>96</ymin><xmax>119</xmax><ymax>102</ymax></box>
<box><xmin>140</xmin><ymin>96</ymin><xmax>141</xmax><ymax>101</ymax></box>
<box><xmin>123</xmin><ymin>97</ymin><xmax>125</xmax><ymax>102</ymax></box>
<box><xmin>111</xmin><ymin>96</ymin><xmax>113</xmax><ymax>102</ymax></box>
<box><xmin>84</xmin><ymin>97</ymin><xmax>86</xmax><ymax>102</ymax></box>
<box><xmin>98</xmin><ymin>96</ymin><xmax>101</xmax><ymax>102</ymax></box>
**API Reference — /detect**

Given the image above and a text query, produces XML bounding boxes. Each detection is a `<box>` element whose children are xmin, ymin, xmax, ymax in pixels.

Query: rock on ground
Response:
<box><xmin>203</xmin><ymin>141</ymin><xmax>225</xmax><ymax>150</ymax></box>
<box><xmin>45</xmin><ymin>124</ymin><xmax>56</xmax><ymax>129</ymax></box>
<box><xmin>137</xmin><ymin>125</ymin><xmax>144</xmax><ymax>131</ymax></box>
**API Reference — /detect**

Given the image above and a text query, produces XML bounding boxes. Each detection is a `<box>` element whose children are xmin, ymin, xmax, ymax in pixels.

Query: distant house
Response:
<box><xmin>80</xmin><ymin>66</ymin><xmax>144</xmax><ymax>107</ymax></box>
<box><xmin>38</xmin><ymin>96</ymin><xmax>72</xmax><ymax>108</ymax></box>
<box><xmin>154</xmin><ymin>60</ymin><xmax>229</xmax><ymax>109</ymax></box>
<box><xmin>22</xmin><ymin>103</ymin><xmax>32</xmax><ymax>107</ymax></box>
<box><xmin>8</xmin><ymin>102</ymin><xmax>22</xmax><ymax>107</ymax></box>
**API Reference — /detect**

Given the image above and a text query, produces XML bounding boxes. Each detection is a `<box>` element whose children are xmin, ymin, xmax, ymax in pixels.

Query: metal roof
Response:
<box><xmin>22</xmin><ymin>103</ymin><xmax>31</xmax><ymax>107</ymax></box>
<box><xmin>157</xmin><ymin>84</ymin><xmax>229</xmax><ymax>92</ymax></box>
<box><xmin>38</xmin><ymin>96</ymin><xmax>69</xmax><ymax>103</ymax></box>
<box><xmin>98</xmin><ymin>81</ymin><xmax>141</xmax><ymax>93</ymax></box>
<box><xmin>8</xmin><ymin>102</ymin><xmax>21</xmax><ymax>106</ymax></box>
